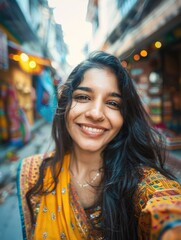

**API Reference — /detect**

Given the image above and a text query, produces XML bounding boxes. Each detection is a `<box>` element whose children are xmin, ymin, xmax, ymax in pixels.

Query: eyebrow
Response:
<box><xmin>75</xmin><ymin>86</ymin><xmax>122</xmax><ymax>99</ymax></box>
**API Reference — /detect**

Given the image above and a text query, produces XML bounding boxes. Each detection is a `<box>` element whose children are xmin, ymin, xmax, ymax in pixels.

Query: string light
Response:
<box><xmin>20</xmin><ymin>53</ymin><xmax>29</xmax><ymax>62</ymax></box>
<box><xmin>133</xmin><ymin>54</ymin><xmax>140</xmax><ymax>61</ymax></box>
<box><xmin>121</xmin><ymin>60</ymin><xmax>128</xmax><ymax>68</ymax></box>
<box><xmin>140</xmin><ymin>50</ymin><xmax>148</xmax><ymax>57</ymax></box>
<box><xmin>29</xmin><ymin>60</ymin><xmax>37</xmax><ymax>69</ymax></box>
<box><xmin>155</xmin><ymin>41</ymin><xmax>162</xmax><ymax>48</ymax></box>
<box><xmin>9</xmin><ymin>54</ymin><xmax>19</xmax><ymax>61</ymax></box>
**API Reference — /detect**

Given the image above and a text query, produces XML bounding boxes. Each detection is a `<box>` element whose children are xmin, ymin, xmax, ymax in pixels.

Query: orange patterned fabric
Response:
<box><xmin>17</xmin><ymin>153</ymin><xmax>103</xmax><ymax>240</ymax></box>
<box><xmin>34</xmin><ymin>154</ymin><xmax>81</xmax><ymax>239</ymax></box>
<box><xmin>135</xmin><ymin>167</ymin><xmax>181</xmax><ymax>239</ymax></box>
<box><xmin>17</xmin><ymin>155</ymin><xmax>181</xmax><ymax>240</ymax></box>
<box><xmin>70</xmin><ymin>184</ymin><xmax>102</xmax><ymax>239</ymax></box>
<box><xmin>17</xmin><ymin>152</ymin><xmax>54</xmax><ymax>240</ymax></box>
<box><xmin>33</xmin><ymin>154</ymin><xmax>103</xmax><ymax>240</ymax></box>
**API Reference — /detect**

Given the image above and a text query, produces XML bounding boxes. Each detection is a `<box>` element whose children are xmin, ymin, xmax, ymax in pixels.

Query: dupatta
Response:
<box><xmin>34</xmin><ymin>154</ymin><xmax>93</xmax><ymax>240</ymax></box>
<box><xmin>17</xmin><ymin>153</ymin><xmax>103</xmax><ymax>240</ymax></box>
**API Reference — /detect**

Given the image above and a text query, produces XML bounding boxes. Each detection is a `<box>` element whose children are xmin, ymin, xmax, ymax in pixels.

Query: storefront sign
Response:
<box><xmin>0</xmin><ymin>31</ymin><xmax>8</xmax><ymax>70</ymax></box>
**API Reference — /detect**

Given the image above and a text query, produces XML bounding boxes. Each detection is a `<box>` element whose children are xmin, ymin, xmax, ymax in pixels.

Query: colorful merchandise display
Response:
<box><xmin>0</xmin><ymin>83</ymin><xmax>31</xmax><ymax>146</ymax></box>
<box><xmin>0</xmin><ymin>82</ymin><xmax>9</xmax><ymax>142</ymax></box>
<box><xmin>156</xmin><ymin>126</ymin><xmax>181</xmax><ymax>150</ymax></box>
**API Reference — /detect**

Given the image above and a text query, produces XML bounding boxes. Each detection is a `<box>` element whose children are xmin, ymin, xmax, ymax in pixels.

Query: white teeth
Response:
<box><xmin>82</xmin><ymin>125</ymin><xmax>104</xmax><ymax>133</ymax></box>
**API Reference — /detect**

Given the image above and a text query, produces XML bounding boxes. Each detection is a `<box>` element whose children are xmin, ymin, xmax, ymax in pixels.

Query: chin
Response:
<box><xmin>77</xmin><ymin>143</ymin><xmax>105</xmax><ymax>153</ymax></box>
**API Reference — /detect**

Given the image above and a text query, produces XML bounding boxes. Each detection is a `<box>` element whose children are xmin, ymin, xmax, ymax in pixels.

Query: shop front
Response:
<box><xmin>124</xmin><ymin>22</ymin><xmax>181</xmax><ymax>164</ymax></box>
<box><xmin>0</xmin><ymin>31</ymin><xmax>55</xmax><ymax>148</ymax></box>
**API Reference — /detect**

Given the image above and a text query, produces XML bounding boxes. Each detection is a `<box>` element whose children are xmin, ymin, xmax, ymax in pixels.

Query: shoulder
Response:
<box><xmin>135</xmin><ymin>168</ymin><xmax>181</xmax><ymax>239</ymax></box>
<box><xmin>17</xmin><ymin>151</ymin><xmax>54</xmax><ymax>191</ymax></box>
<box><xmin>17</xmin><ymin>152</ymin><xmax>54</xmax><ymax>239</ymax></box>
<box><xmin>134</xmin><ymin>167</ymin><xmax>181</xmax><ymax>216</ymax></box>
<box><xmin>18</xmin><ymin>154</ymin><xmax>43</xmax><ymax>190</ymax></box>
<box><xmin>138</xmin><ymin>167</ymin><xmax>181</xmax><ymax>193</ymax></box>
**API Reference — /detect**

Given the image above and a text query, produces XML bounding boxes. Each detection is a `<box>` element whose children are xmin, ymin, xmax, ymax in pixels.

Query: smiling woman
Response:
<box><xmin>17</xmin><ymin>51</ymin><xmax>181</xmax><ymax>240</ymax></box>
<box><xmin>66</xmin><ymin>68</ymin><xmax>123</xmax><ymax>154</ymax></box>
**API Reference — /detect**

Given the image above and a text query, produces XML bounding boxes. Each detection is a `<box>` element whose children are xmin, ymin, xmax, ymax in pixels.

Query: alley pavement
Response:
<box><xmin>0</xmin><ymin>122</ymin><xmax>180</xmax><ymax>240</ymax></box>
<box><xmin>0</xmin><ymin>122</ymin><xmax>54</xmax><ymax>240</ymax></box>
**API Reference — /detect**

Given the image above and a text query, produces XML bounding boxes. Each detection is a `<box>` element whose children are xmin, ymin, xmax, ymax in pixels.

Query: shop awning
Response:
<box><xmin>105</xmin><ymin>0</ymin><xmax>181</xmax><ymax>58</ymax></box>
<box><xmin>8</xmin><ymin>40</ymin><xmax>50</xmax><ymax>65</ymax></box>
<box><xmin>0</xmin><ymin>0</ymin><xmax>40</xmax><ymax>44</ymax></box>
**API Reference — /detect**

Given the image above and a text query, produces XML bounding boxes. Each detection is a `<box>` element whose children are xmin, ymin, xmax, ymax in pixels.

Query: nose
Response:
<box><xmin>85</xmin><ymin>101</ymin><xmax>105</xmax><ymax>122</ymax></box>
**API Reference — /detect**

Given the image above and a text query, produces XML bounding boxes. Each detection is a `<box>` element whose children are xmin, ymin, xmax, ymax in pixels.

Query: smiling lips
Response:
<box><xmin>80</xmin><ymin>124</ymin><xmax>106</xmax><ymax>136</ymax></box>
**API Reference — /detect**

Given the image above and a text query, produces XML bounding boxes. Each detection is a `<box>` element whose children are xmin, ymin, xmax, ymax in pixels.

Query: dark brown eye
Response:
<box><xmin>73</xmin><ymin>95</ymin><xmax>90</xmax><ymax>102</ymax></box>
<box><xmin>106</xmin><ymin>101</ymin><xmax>120</xmax><ymax>109</ymax></box>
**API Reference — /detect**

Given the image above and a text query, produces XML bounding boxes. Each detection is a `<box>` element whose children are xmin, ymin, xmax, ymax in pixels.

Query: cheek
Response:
<box><xmin>113</xmin><ymin>113</ymin><xmax>124</xmax><ymax>130</ymax></box>
<box><xmin>66</xmin><ymin>104</ymin><xmax>81</xmax><ymax>130</ymax></box>
<box><xmin>67</xmin><ymin>102</ymin><xmax>78</xmax><ymax>120</ymax></box>
<box><xmin>66</xmin><ymin>111</ymin><xmax>73</xmax><ymax>132</ymax></box>
<box><xmin>65</xmin><ymin>107</ymin><xmax>74</xmax><ymax>131</ymax></box>
<box><xmin>68</xmin><ymin>102</ymin><xmax>87</xmax><ymax>119</ymax></box>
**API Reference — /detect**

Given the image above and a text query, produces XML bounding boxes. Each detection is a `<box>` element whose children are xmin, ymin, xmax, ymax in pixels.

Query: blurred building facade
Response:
<box><xmin>0</xmin><ymin>0</ymin><xmax>67</xmax><ymax>147</ymax></box>
<box><xmin>87</xmin><ymin>0</ymin><xmax>181</xmax><ymax>151</ymax></box>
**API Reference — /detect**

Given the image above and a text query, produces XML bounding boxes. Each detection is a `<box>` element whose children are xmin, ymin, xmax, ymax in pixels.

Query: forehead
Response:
<box><xmin>79</xmin><ymin>67</ymin><xmax>120</xmax><ymax>91</ymax></box>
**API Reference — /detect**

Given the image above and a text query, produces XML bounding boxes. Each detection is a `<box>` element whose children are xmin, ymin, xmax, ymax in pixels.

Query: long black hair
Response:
<box><xmin>26</xmin><ymin>51</ymin><xmax>174</xmax><ymax>239</ymax></box>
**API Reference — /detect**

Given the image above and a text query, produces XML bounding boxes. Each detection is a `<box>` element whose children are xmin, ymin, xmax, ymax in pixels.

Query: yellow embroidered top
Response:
<box><xmin>17</xmin><ymin>153</ymin><xmax>181</xmax><ymax>240</ymax></box>
<box><xmin>134</xmin><ymin>167</ymin><xmax>181</xmax><ymax>239</ymax></box>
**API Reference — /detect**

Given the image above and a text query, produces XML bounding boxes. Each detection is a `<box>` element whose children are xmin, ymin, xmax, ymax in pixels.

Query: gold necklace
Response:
<box><xmin>70</xmin><ymin>170</ymin><xmax>100</xmax><ymax>188</ymax></box>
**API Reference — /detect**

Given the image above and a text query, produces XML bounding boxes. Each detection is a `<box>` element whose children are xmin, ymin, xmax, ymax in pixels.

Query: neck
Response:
<box><xmin>69</xmin><ymin>149</ymin><xmax>103</xmax><ymax>178</ymax></box>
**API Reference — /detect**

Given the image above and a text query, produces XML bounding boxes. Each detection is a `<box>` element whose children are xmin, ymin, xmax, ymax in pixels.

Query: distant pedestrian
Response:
<box><xmin>17</xmin><ymin>51</ymin><xmax>181</xmax><ymax>240</ymax></box>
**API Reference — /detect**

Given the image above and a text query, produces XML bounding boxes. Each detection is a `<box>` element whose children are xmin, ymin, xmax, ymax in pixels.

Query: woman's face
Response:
<box><xmin>66</xmin><ymin>67</ymin><xmax>124</xmax><ymax>154</ymax></box>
